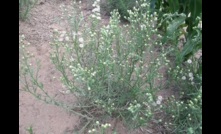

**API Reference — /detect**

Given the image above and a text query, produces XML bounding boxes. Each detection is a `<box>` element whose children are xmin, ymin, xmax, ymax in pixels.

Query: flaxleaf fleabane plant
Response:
<box><xmin>20</xmin><ymin>0</ymin><xmax>170</xmax><ymax>132</ymax></box>
<box><xmin>165</xmin><ymin>54</ymin><xmax>202</xmax><ymax>133</ymax></box>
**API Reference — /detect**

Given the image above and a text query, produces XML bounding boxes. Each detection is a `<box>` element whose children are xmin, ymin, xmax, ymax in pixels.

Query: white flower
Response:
<box><xmin>91</xmin><ymin>71</ymin><xmax>96</xmax><ymax>76</ymax></box>
<box><xmin>189</xmin><ymin>77</ymin><xmax>194</xmax><ymax>81</ymax></box>
<box><xmin>156</xmin><ymin>100</ymin><xmax>161</xmax><ymax>105</ymax></box>
<box><xmin>189</xmin><ymin>73</ymin><xmax>193</xmax><ymax>77</ymax></box>
<box><xmin>72</xmin><ymin>35</ymin><xmax>76</xmax><ymax>40</ymax></box>
<box><xmin>101</xmin><ymin>124</ymin><xmax>106</xmax><ymax>128</ymax></box>
<box><xmin>158</xmin><ymin>95</ymin><xmax>163</xmax><ymax>101</ymax></box>
<box><xmin>65</xmin><ymin>90</ymin><xmax>70</xmax><ymax>94</ymax></box>
<box><xmin>140</xmin><ymin>24</ymin><xmax>146</xmax><ymax>30</ymax></box>
<box><xmin>72</xmin><ymin>31</ymin><xmax>76</xmax><ymax>35</ymax></box>
<box><xmin>59</xmin><ymin>89</ymin><xmax>70</xmax><ymax>94</ymax></box>
<box><xmin>194</xmin><ymin>49</ymin><xmax>202</xmax><ymax>59</ymax></box>
<box><xmin>53</xmin><ymin>29</ymin><xmax>58</xmax><ymax>32</ymax></box>
<box><xmin>65</xmin><ymin>36</ymin><xmax>69</xmax><ymax>41</ymax></box>
<box><xmin>61</xmin><ymin>31</ymin><xmax>66</xmax><ymax>34</ymax></box>
<box><xmin>92</xmin><ymin>8</ymin><xmax>97</xmax><ymax>13</ymax></box>
<box><xmin>97</xmin><ymin>6</ymin><xmax>100</xmax><ymax>12</ymax></box>
<box><xmin>58</xmin><ymin>38</ymin><xmax>63</xmax><ymax>42</ymax></box>
<box><xmin>182</xmin><ymin>76</ymin><xmax>186</xmax><ymax>80</ymax></box>
<box><xmin>198</xmin><ymin>20</ymin><xmax>202</xmax><ymax>29</ymax></box>
<box><xmin>79</xmin><ymin>43</ymin><xmax>84</xmax><ymax>48</ymax></box>
<box><xmin>60</xmin><ymin>33</ymin><xmax>65</xmax><ymax>38</ymax></box>
<box><xmin>187</xmin><ymin>59</ymin><xmax>192</xmax><ymax>64</ymax></box>
<box><xmin>92</xmin><ymin>7</ymin><xmax>100</xmax><ymax>13</ymax></box>
<box><xmin>91</xmin><ymin>14</ymin><xmax>96</xmax><ymax>18</ymax></box>
<box><xmin>188</xmin><ymin>12</ymin><xmax>191</xmax><ymax>17</ymax></box>
<box><xmin>79</xmin><ymin>37</ymin><xmax>84</xmax><ymax>43</ymax></box>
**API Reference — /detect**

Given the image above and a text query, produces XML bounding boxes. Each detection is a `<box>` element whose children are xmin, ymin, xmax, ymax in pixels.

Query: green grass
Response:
<box><xmin>26</xmin><ymin>125</ymin><xmax>34</xmax><ymax>134</ymax></box>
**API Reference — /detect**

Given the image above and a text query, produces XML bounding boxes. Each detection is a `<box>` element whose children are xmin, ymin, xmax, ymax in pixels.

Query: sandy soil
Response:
<box><xmin>19</xmin><ymin>0</ymin><xmax>80</xmax><ymax>133</ymax></box>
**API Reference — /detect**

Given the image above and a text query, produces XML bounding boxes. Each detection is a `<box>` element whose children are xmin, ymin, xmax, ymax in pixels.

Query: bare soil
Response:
<box><xmin>19</xmin><ymin>0</ymin><xmax>80</xmax><ymax>133</ymax></box>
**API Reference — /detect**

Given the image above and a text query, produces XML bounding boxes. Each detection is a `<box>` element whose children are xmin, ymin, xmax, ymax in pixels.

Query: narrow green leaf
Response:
<box><xmin>167</xmin><ymin>0</ymin><xmax>179</xmax><ymax>12</ymax></box>
<box><xmin>190</xmin><ymin>0</ymin><xmax>202</xmax><ymax>19</ymax></box>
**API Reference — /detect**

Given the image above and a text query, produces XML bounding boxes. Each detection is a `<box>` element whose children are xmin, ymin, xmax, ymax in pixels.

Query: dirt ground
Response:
<box><xmin>19</xmin><ymin>0</ymin><xmax>172</xmax><ymax>133</ymax></box>
<box><xmin>19</xmin><ymin>0</ymin><xmax>76</xmax><ymax>133</ymax></box>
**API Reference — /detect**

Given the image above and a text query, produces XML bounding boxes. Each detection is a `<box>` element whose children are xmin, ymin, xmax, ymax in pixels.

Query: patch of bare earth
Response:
<box><xmin>19</xmin><ymin>0</ymin><xmax>79</xmax><ymax>133</ymax></box>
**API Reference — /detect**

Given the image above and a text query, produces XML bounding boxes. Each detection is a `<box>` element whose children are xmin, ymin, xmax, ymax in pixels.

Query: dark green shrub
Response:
<box><xmin>106</xmin><ymin>0</ymin><xmax>136</xmax><ymax>20</ymax></box>
<box><xmin>150</xmin><ymin>0</ymin><xmax>202</xmax><ymax>64</ymax></box>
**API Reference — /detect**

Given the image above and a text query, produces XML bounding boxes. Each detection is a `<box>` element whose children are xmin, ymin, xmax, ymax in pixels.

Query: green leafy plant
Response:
<box><xmin>151</xmin><ymin>0</ymin><xmax>202</xmax><ymax>32</ymax></box>
<box><xmin>160</xmin><ymin>12</ymin><xmax>202</xmax><ymax>64</ymax></box>
<box><xmin>150</xmin><ymin>0</ymin><xmax>202</xmax><ymax>64</ymax></box>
